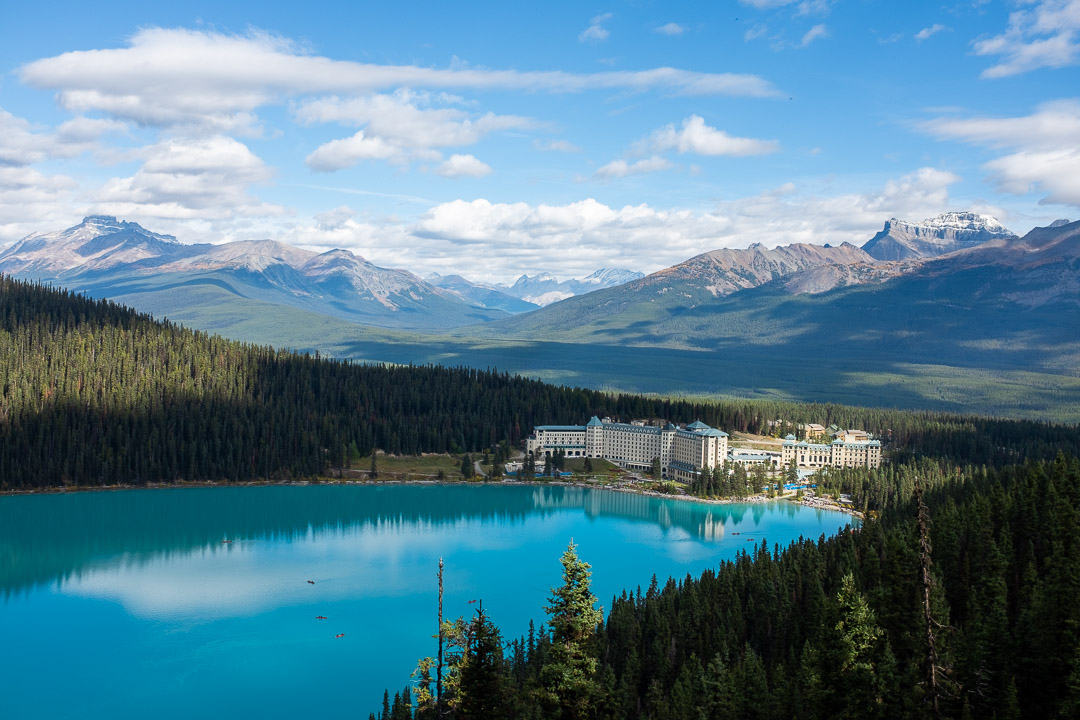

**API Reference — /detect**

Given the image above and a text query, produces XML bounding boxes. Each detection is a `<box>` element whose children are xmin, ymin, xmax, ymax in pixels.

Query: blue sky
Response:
<box><xmin>2</xmin><ymin>1</ymin><xmax>1078</xmax><ymax>282</ymax></box>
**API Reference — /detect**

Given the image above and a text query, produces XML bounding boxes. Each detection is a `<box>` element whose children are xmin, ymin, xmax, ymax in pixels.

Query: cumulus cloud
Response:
<box><xmin>281</xmin><ymin>167</ymin><xmax>964</xmax><ymax>283</ymax></box>
<box><xmin>0</xmin><ymin>166</ymin><xmax>81</xmax><ymax>246</ymax></box>
<box><xmin>800</xmin><ymin>24</ymin><xmax>828</xmax><ymax>47</ymax></box>
<box><xmin>656</xmin><ymin>23</ymin><xmax>685</xmax><ymax>36</ymax></box>
<box><xmin>299</xmin><ymin>90</ymin><xmax>533</xmax><ymax>171</ymax></box>
<box><xmin>306</xmin><ymin>131</ymin><xmax>404</xmax><ymax>172</ymax></box>
<box><xmin>579</xmin><ymin>13</ymin><xmax>613</xmax><ymax>42</ymax></box>
<box><xmin>923</xmin><ymin>99</ymin><xmax>1080</xmax><ymax>204</ymax></box>
<box><xmin>92</xmin><ymin>135</ymin><xmax>286</xmax><ymax>220</ymax></box>
<box><xmin>975</xmin><ymin>0</ymin><xmax>1080</xmax><ymax>77</ymax></box>
<box><xmin>594</xmin><ymin>155</ymin><xmax>673</xmax><ymax>179</ymax></box>
<box><xmin>641</xmin><ymin>115</ymin><xmax>780</xmax><ymax>157</ymax></box>
<box><xmin>19</xmin><ymin>27</ymin><xmax>779</xmax><ymax>131</ymax></box>
<box><xmin>0</xmin><ymin>108</ymin><xmax>126</xmax><ymax>166</ymax></box>
<box><xmin>435</xmin><ymin>154</ymin><xmax>493</xmax><ymax>178</ymax></box>
<box><xmin>915</xmin><ymin>24</ymin><xmax>946</xmax><ymax>41</ymax></box>
<box><xmin>314</xmin><ymin>205</ymin><xmax>356</xmax><ymax>230</ymax></box>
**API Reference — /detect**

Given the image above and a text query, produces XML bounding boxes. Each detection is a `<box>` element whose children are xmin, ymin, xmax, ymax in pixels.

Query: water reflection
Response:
<box><xmin>0</xmin><ymin>484</ymin><xmax>854</xmax><ymax>598</ymax></box>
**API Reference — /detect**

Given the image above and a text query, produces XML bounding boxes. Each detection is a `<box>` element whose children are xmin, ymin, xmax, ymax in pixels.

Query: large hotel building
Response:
<box><xmin>526</xmin><ymin>417</ymin><xmax>729</xmax><ymax>483</ymax></box>
<box><xmin>781</xmin><ymin>431</ymin><xmax>882</xmax><ymax>469</ymax></box>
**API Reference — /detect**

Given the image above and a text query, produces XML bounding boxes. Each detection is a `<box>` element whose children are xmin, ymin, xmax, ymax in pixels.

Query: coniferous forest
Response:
<box><xmin>4</xmin><ymin>275</ymin><xmax>1080</xmax><ymax>718</ymax></box>
<box><xmin>1</xmin><ymin>276</ymin><xmax>1077</xmax><ymax>490</ymax></box>
<box><xmin>381</xmin><ymin>456</ymin><xmax>1080</xmax><ymax>720</ymax></box>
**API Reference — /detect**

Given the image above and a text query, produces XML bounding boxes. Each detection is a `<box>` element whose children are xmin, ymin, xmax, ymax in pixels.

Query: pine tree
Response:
<box><xmin>457</xmin><ymin>604</ymin><xmax>508</xmax><ymax>719</ymax></box>
<box><xmin>540</xmin><ymin>541</ymin><xmax>605</xmax><ymax>719</ymax></box>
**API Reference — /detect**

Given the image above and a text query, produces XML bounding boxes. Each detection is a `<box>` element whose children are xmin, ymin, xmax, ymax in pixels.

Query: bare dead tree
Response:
<box><xmin>437</xmin><ymin>557</ymin><xmax>444</xmax><ymax>719</ymax></box>
<box><xmin>914</xmin><ymin>475</ymin><xmax>942</xmax><ymax>718</ymax></box>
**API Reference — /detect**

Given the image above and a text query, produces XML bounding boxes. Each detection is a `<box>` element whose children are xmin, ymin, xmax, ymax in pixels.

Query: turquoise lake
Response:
<box><xmin>0</xmin><ymin>484</ymin><xmax>856</xmax><ymax>718</ymax></box>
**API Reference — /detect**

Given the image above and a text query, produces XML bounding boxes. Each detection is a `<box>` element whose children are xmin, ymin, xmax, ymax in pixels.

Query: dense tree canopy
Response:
<box><xmin>375</xmin><ymin>455</ymin><xmax>1080</xmax><ymax>719</ymax></box>
<box><xmin>2</xmin><ymin>276</ymin><xmax>1077</xmax><ymax>490</ymax></box>
<box><xmin>2</xmin><ymin>275</ymin><xmax>1078</xmax><ymax>718</ymax></box>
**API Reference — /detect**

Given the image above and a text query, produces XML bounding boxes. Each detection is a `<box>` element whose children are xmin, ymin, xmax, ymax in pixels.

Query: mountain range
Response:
<box><xmin>2</xmin><ymin>211</ymin><xmax>1078</xmax><ymax>419</ymax></box>
<box><xmin>861</xmin><ymin>211</ymin><xmax>1016</xmax><ymax>261</ymax></box>
<box><xmin>0</xmin><ymin>216</ymin><xmax>640</xmax><ymax>332</ymax></box>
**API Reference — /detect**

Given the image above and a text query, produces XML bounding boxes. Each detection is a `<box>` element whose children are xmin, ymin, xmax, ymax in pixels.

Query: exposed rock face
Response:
<box><xmin>0</xmin><ymin>216</ymin><xmax>507</xmax><ymax>329</ymax></box>
<box><xmin>861</xmin><ymin>211</ymin><xmax>1016</xmax><ymax>261</ymax></box>
<box><xmin>648</xmin><ymin>242</ymin><xmax>875</xmax><ymax>298</ymax></box>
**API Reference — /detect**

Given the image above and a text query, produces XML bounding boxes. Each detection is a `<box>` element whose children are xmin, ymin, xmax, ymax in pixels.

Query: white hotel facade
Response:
<box><xmin>781</xmin><ymin>432</ymin><xmax>882</xmax><ymax>469</ymax></box>
<box><xmin>526</xmin><ymin>417</ymin><xmax>729</xmax><ymax>483</ymax></box>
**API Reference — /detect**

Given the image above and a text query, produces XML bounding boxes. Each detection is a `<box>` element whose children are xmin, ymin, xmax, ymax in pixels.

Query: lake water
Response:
<box><xmin>0</xmin><ymin>484</ymin><xmax>856</xmax><ymax>718</ymax></box>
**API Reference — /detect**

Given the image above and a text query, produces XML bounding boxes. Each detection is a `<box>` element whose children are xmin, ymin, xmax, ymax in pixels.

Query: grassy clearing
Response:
<box><xmin>343</xmin><ymin>453</ymin><xmax>465</xmax><ymax>481</ymax></box>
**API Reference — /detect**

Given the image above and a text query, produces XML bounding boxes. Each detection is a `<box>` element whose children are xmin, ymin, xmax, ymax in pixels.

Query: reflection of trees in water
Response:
<box><xmin>0</xmin><ymin>485</ymin><xmax>849</xmax><ymax>598</ymax></box>
<box><xmin>1</xmin><ymin>485</ymin><xmax>531</xmax><ymax>597</ymax></box>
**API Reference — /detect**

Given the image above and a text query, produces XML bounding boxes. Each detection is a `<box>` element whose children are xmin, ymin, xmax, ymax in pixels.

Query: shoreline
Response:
<box><xmin>0</xmin><ymin>475</ymin><xmax>864</xmax><ymax>519</ymax></box>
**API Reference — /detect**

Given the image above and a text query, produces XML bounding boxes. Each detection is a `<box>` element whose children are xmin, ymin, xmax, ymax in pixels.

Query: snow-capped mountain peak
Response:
<box><xmin>862</xmin><ymin>211</ymin><xmax>1016</xmax><ymax>261</ymax></box>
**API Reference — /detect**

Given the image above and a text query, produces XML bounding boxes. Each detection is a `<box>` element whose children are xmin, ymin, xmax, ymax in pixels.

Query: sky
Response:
<box><xmin>1</xmin><ymin>0</ymin><xmax>1079</xmax><ymax>283</ymax></box>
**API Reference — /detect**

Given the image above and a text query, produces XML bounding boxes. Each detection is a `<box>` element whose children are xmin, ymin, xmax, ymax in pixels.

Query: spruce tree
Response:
<box><xmin>541</xmin><ymin>541</ymin><xmax>605</xmax><ymax>719</ymax></box>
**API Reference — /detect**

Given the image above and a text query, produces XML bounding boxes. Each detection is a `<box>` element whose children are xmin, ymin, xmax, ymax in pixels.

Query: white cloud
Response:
<box><xmin>923</xmin><ymin>99</ymin><xmax>1080</xmax><ymax>204</ymax></box>
<box><xmin>284</xmin><ymin>167</ymin><xmax>963</xmax><ymax>283</ymax></box>
<box><xmin>579</xmin><ymin>25</ymin><xmax>610</xmax><ymax>43</ymax></box>
<box><xmin>306</xmin><ymin>131</ymin><xmax>404</xmax><ymax>172</ymax></box>
<box><xmin>594</xmin><ymin>155</ymin><xmax>673</xmax><ymax>179</ymax></box>
<box><xmin>739</xmin><ymin>0</ymin><xmax>797</xmax><ymax>8</ymax></box>
<box><xmin>796</xmin><ymin>0</ymin><xmax>834</xmax><ymax>16</ymax></box>
<box><xmin>739</xmin><ymin>0</ymin><xmax>832</xmax><ymax>14</ymax></box>
<box><xmin>800</xmin><ymin>24</ymin><xmax>828</xmax><ymax>47</ymax></box>
<box><xmin>642</xmin><ymin>115</ymin><xmax>780</xmax><ymax>157</ymax></box>
<box><xmin>533</xmin><ymin>139</ymin><xmax>581</xmax><ymax>152</ymax></box>
<box><xmin>745</xmin><ymin>25</ymin><xmax>769</xmax><ymax>41</ymax></box>
<box><xmin>915</xmin><ymin>24</ymin><xmax>946</xmax><ymax>41</ymax></box>
<box><xmin>975</xmin><ymin>0</ymin><xmax>1080</xmax><ymax>77</ymax></box>
<box><xmin>579</xmin><ymin>13</ymin><xmax>613</xmax><ymax>42</ymax></box>
<box><xmin>19</xmin><ymin>27</ymin><xmax>779</xmax><ymax>131</ymax></box>
<box><xmin>656</xmin><ymin>23</ymin><xmax>685</xmax><ymax>36</ymax></box>
<box><xmin>298</xmin><ymin>90</ymin><xmax>533</xmax><ymax>171</ymax></box>
<box><xmin>0</xmin><ymin>108</ymin><xmax>126</xmax><ymax>166</ymax></box>
<box><xmin>92</xmin><ymin>135</ymin><xmax>286</xmax><ymax>220</ymax></box>
<box><xmin>0</xmin><ymin>166</ymin><xmax>81</xmax><ymax>246</ymax></box>
<box><xmin>314</xmin><ymin>205</ymin><xmax>356</xmax><ymax>230</ymax></box>
<box><xmin>435</xmin><ymin>154</ymin><xmax>493</xmax><ymax>178</ymax></box>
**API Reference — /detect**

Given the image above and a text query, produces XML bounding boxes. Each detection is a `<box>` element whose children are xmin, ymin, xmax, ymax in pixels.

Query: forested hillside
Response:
<box><xmin>377</xmin><ymin>456</ymin><xmax>1080</xmax><ymax>720</ymax></box>
<box><xmin>4</xmin><ymin>275</ymin><xmax>1080</xmax><ymax>718</ymax></box>
<box><xmin>1</xmin><ymin>276</ymin><xmax>1078</xmax><ymax>489</ymax></box>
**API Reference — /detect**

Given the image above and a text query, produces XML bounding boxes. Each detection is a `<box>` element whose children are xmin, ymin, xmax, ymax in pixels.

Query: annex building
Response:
<box><xmin>526</xmin><ymin>417</ymin><xmax>729</xmax><ymax>483</ymax></box>
<box><xmin>781</xmin><ymin>431</ymin><xmax>882</xmax><ymax>470</ymax></box>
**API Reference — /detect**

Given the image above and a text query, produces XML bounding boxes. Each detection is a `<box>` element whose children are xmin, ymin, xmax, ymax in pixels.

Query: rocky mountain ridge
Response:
<box><xmin>0</xmin><ymin>216</ymin><xmax>505</xmax><ymax>329</ymax></box>
<box><xmin>861</xmin><ymin>211</ymin><xmax>1016</xmax><ymax>261</ymax></box>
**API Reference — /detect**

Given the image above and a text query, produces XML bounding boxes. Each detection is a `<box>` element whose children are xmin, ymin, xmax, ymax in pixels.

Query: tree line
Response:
<box><xmin>374</xmin><ymin>454</ymin><xmax>1080</xmax><ymax>719</ymax></box>
<box><xmin>2</xmin><ymin>276</ymin><xmax>1078</xmax><ymax>490</ymax></box>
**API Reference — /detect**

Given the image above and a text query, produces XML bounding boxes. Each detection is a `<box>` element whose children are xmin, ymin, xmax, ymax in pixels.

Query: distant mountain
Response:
<box><xmin>861</xmin><ymin>211</ymin><xmax>1016</xmax><ymax>261</ymax></box>
<box><xmin>458</xmin><ymin>220</ymin><xmax>1080</xmax><ymax>379</ymax></box>
<box><xmin>501</xmin><ymin>268</ymin><xmax>645</xmax><ymax>306</ymax></box>
<box><xmin>469</xmin><ymin>242</ymin><xmax>875</xmax><ymax>342</ymax></box>
<box><xmin>425</xmin><ymin>273</ymin><xmax>539</xmax><ymax>314</ymax></box>
<box><xmin>0</xmin><ymin>216</ymin><xmax>508</xmax><ymax>331</ymax></box>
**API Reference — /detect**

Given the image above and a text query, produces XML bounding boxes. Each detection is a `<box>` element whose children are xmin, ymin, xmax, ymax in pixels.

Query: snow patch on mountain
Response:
<box><xmin>862</xmin><ymin>211</ymin><xmax>1016</xmax><ymax>261</ymax></box>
